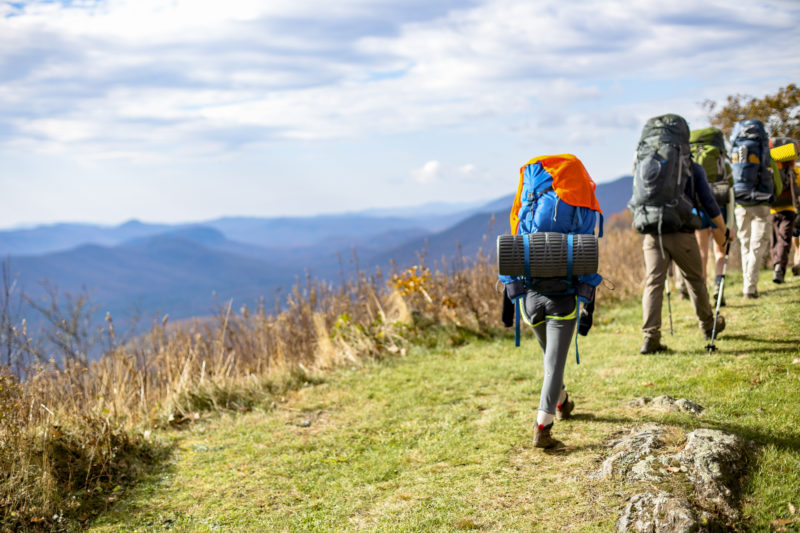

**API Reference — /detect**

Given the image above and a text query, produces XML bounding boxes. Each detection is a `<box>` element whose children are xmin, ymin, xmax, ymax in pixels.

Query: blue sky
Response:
<box><xmin>1</xmin><ymin>0</ymin><xmax>798</xmax><ymax>228</ymax></box>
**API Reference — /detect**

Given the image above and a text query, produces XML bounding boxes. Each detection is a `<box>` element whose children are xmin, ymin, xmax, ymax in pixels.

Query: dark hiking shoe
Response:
<box><xmin>556</xmin><ymin>394</ymin><xmax>574</xmax><ymax>421</ymax></box>
<box><xmin>792</xmin><ymin>263</ymin><xmax>800</xmax><ymax>276</ymax></box>
<box><xmin>744</xmin><ymin>290</ymin><xmax>758</xmax><ymax>299</ymax></box>
<box><xmin>678</xmin><ymin>286</ymin><xmax>690</xmax><ymax>300</ymax></box>
<box><xmin>704</xmin><ymin>315</ymin><xmax>726</xmax><ymax>340</ymax></box>
<box><xmin>533</xmin><ymin>423</ymin><xmax>558</xmax><ymax>449</ymax></box>
<box><xmin>773</xmin><ymin>265</ymin><xmax>786</xmax><ymax>284</ymax></box>
<box><xmin>640</xmin><ymin>338</ymin><xmax>668</xmax><ymax>355</ymax></box>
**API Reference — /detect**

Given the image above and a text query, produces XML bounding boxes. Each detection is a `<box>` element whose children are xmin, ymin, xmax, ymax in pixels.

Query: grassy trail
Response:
<box><xmin>89</xmin><ymin>270</ymin><xmax>800</xmax><ymax>532</ymax></box>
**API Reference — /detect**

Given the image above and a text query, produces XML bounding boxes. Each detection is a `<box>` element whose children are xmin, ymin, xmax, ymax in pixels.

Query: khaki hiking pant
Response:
<box><xmin>735</xmin><ymin>205</ymin><xmax>771</xmax><ymax>296</ymax></box>
<box><xmin>642</xmin><ymin>232</ymin><xmax>714</xmax><ymax>343</ymax></box>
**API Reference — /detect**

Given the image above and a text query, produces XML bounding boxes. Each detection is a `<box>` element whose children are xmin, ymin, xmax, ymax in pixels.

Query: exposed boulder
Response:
<box><xmin>595</xmin><ymin>425</ymin><xmax>666</xmax><ymax>481</ymax></box>
<box><xmin>626</xmin><ymin>396</ymin><xmax>704</xmax><ymax>415</ymax></box>
<box><xmin>616</xmin><ymin>491</ymin><xmax>698</xmax><ymax>533</ymax></box>
<box><xmin>599</xmin><ymin>425</ymin><xmax>752</xmax><ymax>531</ymax></box>
<box><xmin>676</xmin><ymin>429</ymin><xmax>750</xmax><ymax>521</ymax></box>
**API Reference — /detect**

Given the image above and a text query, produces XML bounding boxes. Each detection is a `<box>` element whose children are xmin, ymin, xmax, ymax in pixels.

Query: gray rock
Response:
<box><xmin>595</xmin><ymin>425</ymin><xmax>667</xmax><ymax>481</ymax></box>
<box><xmin>676</xmin><ymin>429</ymin><xmax>750</xmax><ymax>521</ymax></box>
<box><xmin>627</xmin><ymin>396</ymin><xmax>704</xmax><ymax>415</ymax></box>
<box><xmin>616</xmin><ymin>491</ymin><xmax>698</xmax><ymax>533</ymax></box>
<box><xmin>597</xmin><ymin>425</ymin><xmax>751</xmax><ymax>530</ymax></box>
<box><xmin>650</xmin><ymin>395</ymin><xmax>678</xmax><ymax>409</ymax></box>
<box><xmin>674</xmin><ymin>399</ymin><xmax>704</xmax><ymax>415</ymax></box>
<box><xmin>627</xmin><ymin>397</ymin><xmax>652</xmax><ymax>407</ymax></box>
<box><xmin>651</xmin><ymin>395</ymin><xmax>704</xmax><ymax>415</ymax></box>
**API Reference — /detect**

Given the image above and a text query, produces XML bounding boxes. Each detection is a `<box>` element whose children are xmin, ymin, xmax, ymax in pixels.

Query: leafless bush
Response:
<box><xmin>0</xmin><ymin>261</ymin><xmax>38</xmax><ymax>375</ymax></box>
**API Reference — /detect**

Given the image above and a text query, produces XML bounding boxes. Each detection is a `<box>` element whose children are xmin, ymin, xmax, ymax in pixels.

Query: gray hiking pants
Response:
<box><xmin>521</xmin><ymin>292</ymin><xmax>577</xmax><ymax>415</ymax></box>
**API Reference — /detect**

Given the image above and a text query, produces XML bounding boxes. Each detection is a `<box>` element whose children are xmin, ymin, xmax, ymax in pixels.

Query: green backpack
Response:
<box><xmin>690</xmin><ymin>127</ymin><xmax>731</xmax><ymax>207</ymax></box>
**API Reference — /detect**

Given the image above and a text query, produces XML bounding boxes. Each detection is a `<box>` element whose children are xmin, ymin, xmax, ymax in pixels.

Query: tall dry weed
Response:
<box><xmin>596</xmin><ymin>211</ymin><xmax>646</xmax><ymax>305</ymax></box>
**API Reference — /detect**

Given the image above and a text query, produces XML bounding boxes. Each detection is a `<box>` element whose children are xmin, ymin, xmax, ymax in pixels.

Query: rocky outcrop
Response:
<box><xmin>595</xmin><ymin>424</ymin><xmax>666</xmax><ymax>482</ymax></box>
<box><xmin>597</xmin><ymin>424</ymin><xmax>752</xmax><ymax>532</ymax></box>
<box><xmin>626</xmin><ymin>396</ymin><xmax>704</xmax><ymax>415</ymax></box>
<box><xmin>676</xmin><ymin>429</ymin><xmax>749</xmax><ymax>521</ymax></box>
<box><xmin>616</xmin><ymin>491</ymin><xmax>697</xmax><ymax>533</ymax></box>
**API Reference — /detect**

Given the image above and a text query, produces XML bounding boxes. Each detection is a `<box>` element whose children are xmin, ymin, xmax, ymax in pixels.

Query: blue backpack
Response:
<box><xmin>731</xmin><ymin>119</ymin><xmax>775</xmax><ymax>205</ymax></box>
<box><xmin>499</xmin><ymin>154</ymin><xmax>604</xmax><ymax>360</ymax></box>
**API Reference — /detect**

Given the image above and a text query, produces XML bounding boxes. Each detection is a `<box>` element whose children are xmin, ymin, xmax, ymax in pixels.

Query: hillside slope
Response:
<box><xmin>88</xmin><ymin>269</ymin><xmax>800</xmax><ymax>532</ymax></box>
<box><xmin>13</xmin><ymin>232</ymin><xmax>298</xmax><ymax>322</ymax></box>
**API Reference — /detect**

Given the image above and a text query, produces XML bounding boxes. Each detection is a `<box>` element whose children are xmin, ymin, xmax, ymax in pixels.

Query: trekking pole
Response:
<box><xmin>706</xmin><ymin>235</ymin><xmax>731</xmax><ymax>353</ymax></box>
<box><xmin>665</xmin><ymin>262</ymin><xmax>674</xmax><ymax>335</ymax></box>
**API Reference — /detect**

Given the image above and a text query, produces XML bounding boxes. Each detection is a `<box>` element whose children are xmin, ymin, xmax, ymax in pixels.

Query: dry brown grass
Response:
<box><xmin>597</xmin><ymin>211</ymin><xmax>646</xmax><ymax>305</ymax></box>
<box><xmin>0</xmin><ymin>222</ymin><xmax>643</xmax><ymax>530</ymax></box>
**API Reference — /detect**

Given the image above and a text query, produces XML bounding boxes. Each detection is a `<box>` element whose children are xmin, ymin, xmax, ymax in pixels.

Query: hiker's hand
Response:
<box><xmin>578</xmin><ymin>308</ymin><xmax>593</xmax><ymax>336</ymax></box>
<box><xmin>578</xmin><ymin>301</ymin><xmax>594</xmax><ymax>336</ymax></box>
<box><xmin>710</xmin><ymin>215</ymin><xmax>727</xmax><ymax>248</ymax></box>
<box><xmin>712</xmin><ymin>228</ymin><xmax>728</xmax><ymax>248</ymax></box>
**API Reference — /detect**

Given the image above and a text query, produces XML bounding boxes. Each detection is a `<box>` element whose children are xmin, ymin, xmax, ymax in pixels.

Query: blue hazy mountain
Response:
<box><xmin>370</xmin><ymin>175</ymin><xmax>633</xmax><ymax>270</ymax></box>
<box><xmin>3</xmin><ymin>176</ymin><xmax>632</xmax><ymax>330</ymax></box>
<box><xmin>1</xmin><ymin>209</ymin><xmax>470</xmax><ymax>258</ymax></box>
<box><xmin>13</xmin><ymin>228</ymin><xmax>298</xmax><ymax>323</ymax></box>
<box><xmin>0</xmin><ymin>219</ymin><xmax>173</xmax><ymax>256</ymax></box>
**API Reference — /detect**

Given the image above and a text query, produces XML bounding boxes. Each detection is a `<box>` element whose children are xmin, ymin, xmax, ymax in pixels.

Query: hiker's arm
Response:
<box><xmin>710</xmin><ymin>214</ymin><xmax>728</xmax><ymax>248</ymax></box>
<box><xmin>692</xmin><ymin>164</ymin><xmax>721</xmax><ymax>219</ymax></box>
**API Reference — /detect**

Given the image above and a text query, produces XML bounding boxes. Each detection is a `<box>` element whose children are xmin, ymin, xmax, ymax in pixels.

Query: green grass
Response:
<box><xmin>88</xmin><ymin>269</ymin><xmax>800</xmax><ymax>532</ymax></box>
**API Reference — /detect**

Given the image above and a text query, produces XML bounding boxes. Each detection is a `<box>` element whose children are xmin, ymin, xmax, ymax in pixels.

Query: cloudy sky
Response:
<box><xmin>1</xmin><ymin>0</ymin><xmax>798</xmax><ymax>228</ymax></box>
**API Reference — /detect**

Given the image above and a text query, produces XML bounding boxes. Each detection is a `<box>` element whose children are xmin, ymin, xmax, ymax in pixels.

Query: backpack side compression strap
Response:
<box><xmin>523</xmin><ymin>233</ymin><xmax>531</xmax><ymax>278</ymax></box>
<box><xmin>567</xmin><ymin>234</ymin><xmax>574</xmax><ymax>280</ymax></box>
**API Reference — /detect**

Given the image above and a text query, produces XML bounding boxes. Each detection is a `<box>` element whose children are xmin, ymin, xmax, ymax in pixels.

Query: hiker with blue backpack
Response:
<box><xmin>498</xmin><ymin>154</ymin><xmax>603</xmax><ymax>449</ymax></box>
<box><xmin>730</xmin><ymin>119</ymin><xmax>781</xmax><ymax>298</ymax></box>
<box><xmin>628</xmin><ymin>114</ymin><xmax>730</xmax><ymax>355</ymax></box>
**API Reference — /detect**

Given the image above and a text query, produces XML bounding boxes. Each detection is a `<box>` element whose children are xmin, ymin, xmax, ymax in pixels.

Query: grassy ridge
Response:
<box><xmin>87</xmin><ymin>269</ymin><xmax>800</xmax><ymax>532</ymax></box>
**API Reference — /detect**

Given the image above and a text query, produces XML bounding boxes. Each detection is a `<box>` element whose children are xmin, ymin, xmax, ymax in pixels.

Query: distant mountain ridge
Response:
<box><xmin>3</xmin><ymin>175</ymin><xmax>633</xmax><ymax>330</ymax></box>
<box><xmin>373</xmin><ymin>175</ymin><xmax>633</xmax><ymax>269</ymax></box>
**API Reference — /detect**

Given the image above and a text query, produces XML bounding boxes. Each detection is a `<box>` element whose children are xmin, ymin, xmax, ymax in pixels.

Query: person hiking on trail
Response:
<box><xmin>689</xmin><ymin>127</ymin><xmax>736</xmax><ymax>305</ymax></box>
<box><xmin>730</xmin><ymin>119</ymin><xmax>780</xmax><ymax>298</ymax></box>
<box><xmin>628</xmin><ymin>114</ymin><xmax>730</xmax><ymax>354</ymax></box>
<box><xmin>768</xmin><ymin>138</ymin><xmax>800</xmax><ymax>283</ymax></box>
<box><xmin>498</xmin><ymin>154</ymin><xmax>602</xmax><ymax>449</ymax></box>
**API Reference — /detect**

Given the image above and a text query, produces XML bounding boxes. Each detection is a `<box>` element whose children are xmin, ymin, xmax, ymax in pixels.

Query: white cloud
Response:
<box><xmin>1</xmin><ymin>0</ymin><xmax>800</xmax><ymax>226</ymax></box>
<box><xmin>412</xmin><ymin>161</ymin><xmax>489</xmax><ymax>184</ymax></box>
<box><xmin>413</xmin><ymin>160</ymin><xmax>442</xmax><ymax>184</ymax></box>
<box><xmin>2</xmin><ymin>0</ymin><xmax>798</xmax><ymax>160</ymax></box>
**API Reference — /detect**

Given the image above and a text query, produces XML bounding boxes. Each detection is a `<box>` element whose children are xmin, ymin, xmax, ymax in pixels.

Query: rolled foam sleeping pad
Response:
<box><xmin>496</xmin><ymin>233</ymin><xmax>598</xmax><ymax>277</ymax></box>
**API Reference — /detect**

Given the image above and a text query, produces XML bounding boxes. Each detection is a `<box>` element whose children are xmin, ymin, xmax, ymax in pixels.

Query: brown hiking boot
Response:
<box><xmin>556</xmin><ymin>394</ymin><xmax>574</xmax><ymax>421</ymax></box>
<box><xmin>533</xmin><ymin>423</ymin><xmax>558</xmax><ymax>448</ymax></box>
<box><xmin>640</xmin><ymin>337</ymin><xmax>667</xmax><ymax>355</ymax></box>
